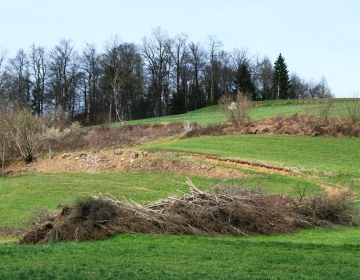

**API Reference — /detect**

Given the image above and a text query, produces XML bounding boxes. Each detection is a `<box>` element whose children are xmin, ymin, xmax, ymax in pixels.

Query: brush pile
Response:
<box><xmin>20</xmin><ymin>180</ymin><xmax>359</xmax><ymax>244</ymax></box>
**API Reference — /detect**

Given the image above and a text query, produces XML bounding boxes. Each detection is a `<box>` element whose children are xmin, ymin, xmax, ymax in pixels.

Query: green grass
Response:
<box><xmin>0</xmin><ymin>173</ymin><xmax>223</xmax><ymax>229</ymax></box>
<box><xmin>101</xmin><ymin>98</ymin><xmax>358</xmax><ymax>128</ymax></box>
<box><xmin>1</xmin><ymin>98</ymin><xmax>360</xmax><ymax>279</ymax></box>
<box><xmin>0</xmin><ymin>172</ymin><xmax>320</xmax><ymax>230</ymax></box>
<box><xmin>144</xmin><ymin>134</ymin><xmax>360</xmax><ymax>187</ymax></box>
<box><xmin>1</xmin><ymin>228</ymin><xmax>359</xmax><ymax>279</ymax></box>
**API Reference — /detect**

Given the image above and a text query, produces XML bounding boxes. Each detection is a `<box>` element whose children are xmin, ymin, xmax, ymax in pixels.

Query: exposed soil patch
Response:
<box><xmin>154</xmin><ymin>150</ymin><xmax>356</xmax><ymax>198</ymax></box>
<box><xmin>8</xmin><ymin>150</ymin><xmax>251</xmax><ymax>180</ymax></box>
<box><xmin>0</xmin><ymin>239</ymin><xmax>18</xmax><ymax>243</ymax></box>
<box><xmin>0</xmin><ymin>229</ymin><xmax>25</xmax><ymax>238</ymax></box>
<box><xmin>155</xmin><ymin>150</ymin><xmax>301</xmax><ymax>176</ymax></box>
<box><xmin>8</xmin><ymin>148</ymin><xmax>354</xmax><ymax>198</ymax></box>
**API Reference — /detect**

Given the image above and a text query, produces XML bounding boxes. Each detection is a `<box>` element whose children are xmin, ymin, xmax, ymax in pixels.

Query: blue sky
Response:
<box><xmin>1</xmin><ymin>0</ymin><xmax>359</xmax><ymax>97</ymax></box>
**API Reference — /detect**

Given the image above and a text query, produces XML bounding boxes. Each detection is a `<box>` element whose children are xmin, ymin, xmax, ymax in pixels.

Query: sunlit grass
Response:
<box><xmin>1</xmin><ymin>228</ymin><xmax>359</xmax><ymax>279</ymax></box>
<box><xmin>144</xmin><ymin>134</ymin><xmax>360</xmax><ymax>188</ymax></box>
<box><xmin>0</xmin><ymin>171</ymin><xmax>321</xmax><ymax>230</ymax></box>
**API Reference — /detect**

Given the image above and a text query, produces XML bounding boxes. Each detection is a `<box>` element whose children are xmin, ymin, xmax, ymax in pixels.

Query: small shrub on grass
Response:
<box><xmin>219</xmin><ymin>91</ymin><xmax>251</xmax><ymax>128</ymax></box>
<box><xmin>345</xmin><ymin>98</ymin><xmax>360</xmax><ymax>124</ymax></box>
<box><xmin>316</xmin><ymin>98</ymin><xmax>334</xmax><ymax>125</ymax></box>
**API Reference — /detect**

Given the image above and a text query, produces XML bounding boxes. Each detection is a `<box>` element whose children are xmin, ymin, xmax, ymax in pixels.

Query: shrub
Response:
<box><xmin>219</xmin><ymin>91</ymin><xmax>251</xmax><ymax>128</ymax></box>
<box><xmin>345</xmin><ymin>98</ymin><xmax>360</xmax><ymax>124</ymax></box>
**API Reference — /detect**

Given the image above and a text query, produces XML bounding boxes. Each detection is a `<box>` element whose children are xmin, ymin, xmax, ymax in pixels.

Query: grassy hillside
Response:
<box><xmin>1</xmin><ymin>98</ymin><xmax>359</xmax><ymax>279</ymax></box>
<box><xmin>106</xmin><ymin>98</ymin><xmax>357</xmax><ymax>127</ymax></box>
<box><xmin>144</xmin><ymin>134</ymin><xmax>360</xmax><ymax>187</ymax></box>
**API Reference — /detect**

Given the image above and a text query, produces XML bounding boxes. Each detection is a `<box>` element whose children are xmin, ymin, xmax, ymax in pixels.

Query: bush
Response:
<box><xmin>219</xmin><ymin>91</ymin><xmax>251</xmax><ymax>128</ymax></box>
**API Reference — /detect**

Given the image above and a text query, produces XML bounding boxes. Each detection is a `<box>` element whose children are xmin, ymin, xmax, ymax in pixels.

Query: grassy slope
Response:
<box><xmin>1</xmin><ymin>98</ymin><xmax>360</xmax><ymax>279</ymax></box>
<box><xmin>106</xmin><ymin>98</ymin><xmax>356</xmax><ymax>127</ymax></box>
<box><xmin>144</xmin><ymin>134</ymin><xmax>360</xmax><ymax>187</ymax></box>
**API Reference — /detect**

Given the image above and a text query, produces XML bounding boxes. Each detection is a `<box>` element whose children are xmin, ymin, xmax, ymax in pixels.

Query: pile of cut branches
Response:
<box><xmin>20</xmin><ymin>180</ymin><xmax>359</xmax><ymax>244</ymax></box>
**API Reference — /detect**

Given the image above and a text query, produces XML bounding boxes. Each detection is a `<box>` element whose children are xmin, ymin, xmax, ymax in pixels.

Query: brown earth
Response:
<box><xmin>7</xmin><ymin>148</ymin><xmax>353</xmax><ymax>198</ymax></box>
<box><xmin>8</xmin><ymin>149</ymin><xmax>253</xmax><ymax>180</ymax></box>
<box><xmin>0</xmin><ymin>239</ymin><xmax>18</xmax><ymax>243</ymax></box>
<box><xmin>0</xmin><ymin>229</ymin><xmax>25</xmax><ymax>238</ymax></box>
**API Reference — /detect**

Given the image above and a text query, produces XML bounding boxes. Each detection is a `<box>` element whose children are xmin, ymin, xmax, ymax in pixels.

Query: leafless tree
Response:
<box><xmin>102</xmin><ymin>35</ymin><xmax>122</xmax><ymax>123</ymax></box>
<box><xmin>253</xmin><ymin>55</ymin><xmax>273</xmax><ymax>100</ymax></box>
<box><xmin>6</xmin><ymin>49</ymin><xmax>31</xmax><ymax>104</ymax></box>
<box><xmin>48</xmin><ymin>39</ymin><xmax>81</xmax><ymax>118</ymax></box>
<box><xmin>188</xmin><ymin>42</ymin><xmax>206</xmax><ymax>110</ymax></box>
<box><xmin>142</xmin><ymin>27</ymin><xmax>171</xmax><ymax>117</ymax></box>
<box><xmin>207</xmin><ymin>35</ymin><xmax>223</xmax><ymax>103</ymax></box>
<box><xmin>0</xmin><ymin>104</ymin><xmax>48</xmax><ymax>163</ymax></box>
<box><xmin>169</xmin><ymin>33</ymin><xmax>189</xmax><ymax>113</ymax></box>
<box><xmin>0</xmin><ymin>47</ymin><xmax>7</xmax><ymax>95</ymax></box>
<box><xmin>81</xmin><ymin>43</ymin><xmax>101</xmax><ymax>124</ymax></box>
<box><xmin>29</xmin><ymin>44</ymin><xmax>47</xmax><ymax>115</ymax></box>
<box><xmin>289</xmin><ymin>73</ymin><xmax>307</xmax><ymax>99</ymax></box>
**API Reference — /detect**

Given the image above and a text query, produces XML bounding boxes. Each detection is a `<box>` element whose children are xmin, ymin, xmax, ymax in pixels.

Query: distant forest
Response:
<box><xmin>0</xmin><ymin>28</ymin><xmax>332</xmax><ymax>124</ymax></box>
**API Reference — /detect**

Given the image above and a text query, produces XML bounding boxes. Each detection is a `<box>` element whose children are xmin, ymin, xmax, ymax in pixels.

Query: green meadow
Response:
<box><xmin>1</xmin><ymin>98</ymin><xmax>359</xmax><ymax>279</ymax></box>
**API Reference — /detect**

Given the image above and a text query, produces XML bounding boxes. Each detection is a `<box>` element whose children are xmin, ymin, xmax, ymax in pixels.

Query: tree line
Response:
<box><xmin>0</xmin><ymin>28</ymin><xmax>332</xmax><ymax>124</ymax></box>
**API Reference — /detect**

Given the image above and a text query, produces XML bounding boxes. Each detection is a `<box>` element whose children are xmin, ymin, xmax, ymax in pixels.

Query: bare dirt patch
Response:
<box><xmin>0</xmin><ymin>239</ymin><xmax>18</xmax><ymax>243</ymax></box>
<box><xmin>8</xmin><ymin>150</ymin><xmax>251</xmax><ymax>180</ymax></box>
<box><xmin>154</xmin><ymin>150</ymin><xmax>355</xmax><ymax>198</ymax></box>
<box><xmin>0</xmin><ymin>229</ymin><xmax>25</xmax><ymax>238</ymax></box>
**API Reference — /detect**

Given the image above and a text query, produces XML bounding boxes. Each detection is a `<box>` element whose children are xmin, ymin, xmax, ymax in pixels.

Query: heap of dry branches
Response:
<box><xmin>20</xmin><ymin>180</ymin><xmax>359</xmax><ymax>244</ymax></box>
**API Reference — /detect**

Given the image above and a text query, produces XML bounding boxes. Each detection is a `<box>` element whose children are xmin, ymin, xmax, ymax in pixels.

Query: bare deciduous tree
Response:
<box><xmin>188</xmin><ymin>42</ymin><xmax>206</xmax><ymax>110</ymax></box>
<box><xmin>207</xmin><ymin>35</ymin><xmax>223</xmax><ymax>104</ymax></box>
<box><xmin>0</xmin><ymin>47</ymin><xmax>7</xmax><ymax>95</ymax></box>
<box><xmin>142</xmin><ymin>27</ymin><xmax>171</xmax><ymax>117</ymax></box>
<box><xmin>48</xmin><ymin>39</ymin><xmax>81</xmax><ymax>118</ymax></box>
<box><xmin>29</xmin><ymin>44</ymin><xmax>47</xmax><ymax>115</ymax></box>
<box><xmin>81</xmin><ymin>43</ymin><xmax>101</xmax><ymax>124</ymax></box>
<box><xmin>6</xmin><ymin>49</ymin><xmax>31</xmax><ymax>103</ymax></box>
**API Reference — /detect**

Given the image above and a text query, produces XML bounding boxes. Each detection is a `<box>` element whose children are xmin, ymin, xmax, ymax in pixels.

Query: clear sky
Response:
<box><xmin>1</xmin><ymin>0</ymin><xmax>359</xmax><ymax>97</ymax></box>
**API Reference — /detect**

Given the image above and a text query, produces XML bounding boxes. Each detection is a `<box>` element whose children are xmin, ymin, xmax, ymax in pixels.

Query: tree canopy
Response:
<box><xmin>273</xmin><ymin>53</ymin><xmax>291</xmax><ymax>99</ymax></box>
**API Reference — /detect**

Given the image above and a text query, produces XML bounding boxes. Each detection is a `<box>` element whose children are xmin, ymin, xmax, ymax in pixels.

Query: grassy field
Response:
<box><xmin>0</xmin><ymin>171</ymin><xmax>320</xmax><ymax>230</ymax></box>
<box><xmin>1</xmin><ymin>98</ymin><xmax>359</xmax><ymax>279</ymax></box>
<box><xmin>144</xmin><ymin>134</ymin><xmax>360</xmax><ymax>187</ymax></box>
<box><xmin>1</xmin><ymin>228</ymin><xmax>359</xmax><ymax>279</ymax></box>
<box><xmin>103</xmin><ymin>98</ymin><xmax>357</xmax><ymax>128</ymax></box>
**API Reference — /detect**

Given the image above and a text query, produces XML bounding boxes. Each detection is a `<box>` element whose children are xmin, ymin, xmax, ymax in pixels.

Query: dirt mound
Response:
<box><xmin>10</xmin><ymin>150</ymin><xmax>250</xmax><ymax>179</ymax></box>
<box><xmin>20</xmin><ymin>180</ymin><xmax>359</xmax><ymax>244</ymax></box>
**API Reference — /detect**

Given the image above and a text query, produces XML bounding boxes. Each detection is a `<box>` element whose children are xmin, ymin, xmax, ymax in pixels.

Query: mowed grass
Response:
<box><xmin>1</xmin><ymin>228</ymin><xmax>359</xmax><ymax>279</ymax></box>
<box><xmin>0</xmin><ymin>172</ymin><xmax>320</xmax><ymax>230</ymax></box>
<box><xmin>144</xmin><ymin>134</ymin><xmax>360</xmax><ymax>187</ymax></box>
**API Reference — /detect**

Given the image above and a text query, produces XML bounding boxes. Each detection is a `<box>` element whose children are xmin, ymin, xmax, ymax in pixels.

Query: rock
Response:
<box><xmin>60</xmin><ymin>153</ymin><xmax>70</xmax><ymax>159</ymax></box>
<box><xmin>115</xmin><ymin>149</ymin><xmax>124</xmax><ymax>155</ymax></box>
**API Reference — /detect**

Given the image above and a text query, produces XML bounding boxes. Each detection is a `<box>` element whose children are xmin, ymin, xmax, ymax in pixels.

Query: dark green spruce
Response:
<box><xmin>233</xmin><ymin>62</ymin><xmax>256</xmax><ymax>100</ymax></box>
<box><xmin>273</xmin><ymin>53</ymin><xmax>291</xmax><ymax>99</ymax></box>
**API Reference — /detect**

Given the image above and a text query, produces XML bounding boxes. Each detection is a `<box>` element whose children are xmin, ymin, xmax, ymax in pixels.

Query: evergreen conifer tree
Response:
<box><xmin>233</xmin><ymin>62</ymin><xmax>256</xmax><ymax>100</ymax></box>
<box><xmin>273</xmin><ymin>53</ymin><xmax>291</xmax><ymax>99</ymax></box>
